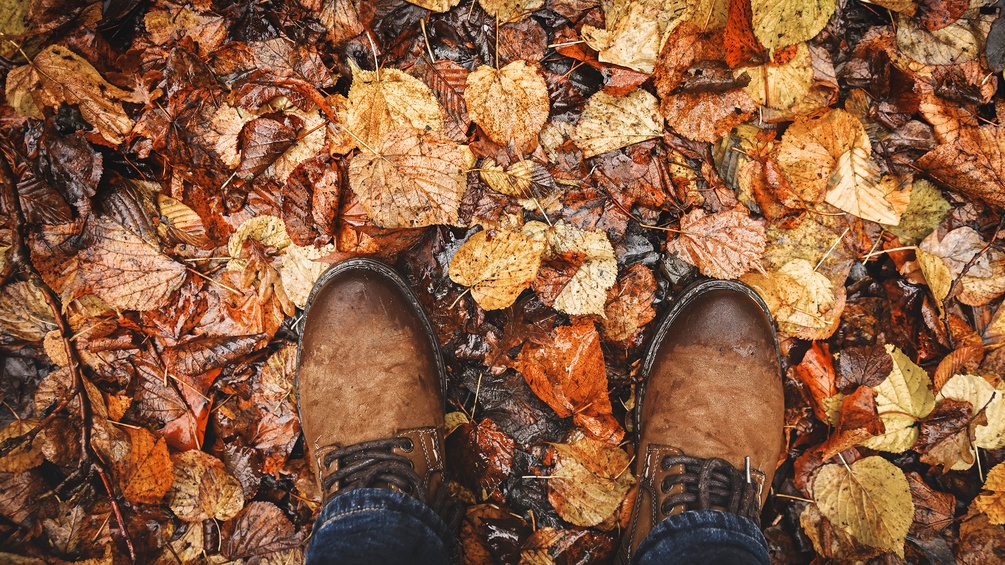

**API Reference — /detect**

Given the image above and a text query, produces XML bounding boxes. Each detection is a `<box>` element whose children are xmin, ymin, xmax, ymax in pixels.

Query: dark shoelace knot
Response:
<box><xmin>321</xmin><ymin>437</ymin><xmax>426</xmax><ymax>501</ymax></box>
<box><xmin>658</xmin><ymin>455</ymin><xmax>760</xmax><ymax>522</ymax></box>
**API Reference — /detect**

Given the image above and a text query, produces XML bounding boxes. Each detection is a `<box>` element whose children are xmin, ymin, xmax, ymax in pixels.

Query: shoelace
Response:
<box><xmin>321</xmin><ymin>436</ymin><xmax>464</xmax><ymax>531</ymax></box>
<box><xmin>658</xmin><ymin>455</ymin><xmax>760</xmax><ymax>523</ymax></box>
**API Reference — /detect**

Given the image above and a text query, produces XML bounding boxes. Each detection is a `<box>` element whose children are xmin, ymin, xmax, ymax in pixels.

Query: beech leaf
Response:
<box><xmin>346</xmin><ymin>66</ymin><xmax>444</xmax><ymax>151</ymax></box>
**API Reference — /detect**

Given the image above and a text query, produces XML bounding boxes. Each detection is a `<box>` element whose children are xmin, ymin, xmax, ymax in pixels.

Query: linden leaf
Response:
<box><xmin>515</xmin><ymin>321</ymin><xmax>623</xmax><ymax>443</ymax></box>
<box><xmin>938</xmin><ymin>374</ymin><xmax>1005</xmax><ymax>450</ymax></box>
<box><xmin>751</xmin><ymin>0</ymin><xmax>836</xmax><ymax>51</ymax></box>
<box><xmin>478</xmin><ymin>0</ymin><xmax>545</xmax><ymax>21</ymax></box>
<box><xmin>549</xmin><ymin>436</ymin><xmax>636</xmax><ymax>527</ymax></box>
<box><xmin>522</xmin><ymin>221</ymin><xmax>618</xmax><ymax>317</ymax></box>
<box><xmin>825</xmin><ymin>148</ymin><xmax>910</xmax><ymax>225</ymax></box>
<box><xmin>975</xmin><ymin>462</ymin><xmax>1005</xmax><ymax>525</ymax></box>
<box><xmin>743</xmin><ymin>258</ymin><xmax>842</xmax><ymax>339</ymax></box>
<box><xmin>581</xmin><ymin>0</ymin><xmax>666</xmax><ymax>73</ymax></box>
<box><xmin>76</xmin><ymin>216</ymin><xmax>188</xmax><ymax>312</ymax></box>
<box><xmin>666</xmin><ymin>208</ymin><xmax>766</xmax><ymax>280</ymax></box>
<box><xmin>812</xmin><ymin>456</ymin><xmax>913</xmax><ymax>557</ymax></box>
<box><xmin>776</xmin><ymin>108</ymin><xmax>872</xmax><ymax>204</ymax></box>
<box><xmin>860</xmin><ymin>345</ymin><xmax>936</xmax><ymax>453</ymax></box>
<box><xmin>169</xmin><ymin>450</ymin><xmax>244</xmax><ymax>522</ymax></box>
<box><xmin>346</xmin><ymin>66</ymin><xmax>444</xmax><ymax>151</ymax></box>
<box><xmin>448</xmin><ymin>229</ymin><xmax>545</xmax><ymax>311</ymax></box>
<box><xmin>571</xmin><ymin>89</ymin><xmax>662</xmax><ymax>158</ymax></box>
<box><xmin>465</xmin><ymin>61</ymin><xmax>550</xmax><ymax>153</ymax></box>
<box><xmin>16</xmin><ymin>45</ymin><xmax>137</xmax><ymax>144</ymax></box>
<box><xmin>739</xmin><ymin>42</ymin><xmax>814</xmax><ymax>112</ymax></box>
<box><xmin>348</xmin><ymin>127</ymin><xmax>467</xmax><ymax>228</ymax></box>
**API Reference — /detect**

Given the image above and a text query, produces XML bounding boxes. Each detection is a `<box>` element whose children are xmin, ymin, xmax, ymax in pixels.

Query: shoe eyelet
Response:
<box><xmin>401</xmin><ymin>438</ymin><xmax>414</xmax><ymax>452</ymax></box>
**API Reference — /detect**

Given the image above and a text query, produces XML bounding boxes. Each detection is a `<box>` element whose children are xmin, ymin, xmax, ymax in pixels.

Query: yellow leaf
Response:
<box><xmin>3</xmin><ymin>65</ymin><xmax>41</xmax><ymax>118</ymax></box>
<box><xmin>347</xmin><ymin>66</ymin><xmax>444</xmax><ymax>151</ymax></box>
<box><xmin>348</xmin><ymin>127</ymin><xmax>467</xmax><ymax>228</ymax></box>
<box><xmin>776</xmin><ymin>108</ymin><xmax>871</xmax><ymax>204</ymax></box>
<box><xmin>0</xmin><ymin>419</ymin><xmax>44</xmax><ymax>474</ymax></box>
<box><xmin>117</xmin><ymin>427</ymin><xmax>174</xmax><ymax>506</ymax></box>
<box><xmin>751</xmin><ymin>0</ymin><xmax>836</xmax><ymax>51</ymax></box>
<box><xmin>860</xmin><ymin>345</ymin><xmax>936</xmax><ymax>453</ymax></box>
<box><xmin>169</xmin><ymin>450</ymin><xmax>244</xmax><ymax>522</ymax></box>
<box><xmin>571</xmin><ymin>89</ymin><xmax>662</xmax><ymax>158</ymax></box>
<box><xmin>279</xmin><ymin>242</ymin><xmax>337</xmax><ymax>309</ymax></box>
<box><xmin>465</xmin><ymin>60</ymin><xmax>549</xmax><ymax>153</ymax></box>
<box><xmin>478</xmin><ymin>0</ymin><xmax>545</xmax><ymax>21</ymax></box>
<box><xmin>974</xmin><ymin>461</ymin><xmax>1005</xmax><ymax>524</ymax></box>
<box><xmin>548</xmin><ymin>436</ymin><xmax>636</xmax><ymax>527</ymax></box>
<box><xmin>0</xmin><ymin>281</ymin><xmax>56</xmax><ymax>342</ymax></box>
<box><xmin>938</xmin><ymin>374</ymin><xmax>1005</xmax><ymax>451</ymax></box>
<box><xmin>812</xmin><ymin>456</ymin><xmax>913</xmax><ymax>557</ymax></box>
<box><xmin>881</xmin><ymin>179</ymin><xmax>950</xmax><ymax>245</ymax></box>
<box><xmin>743</xmin><ymin>258</ymin><xmax>843</xmax><ymax>339</ymax></box>
<box><xmin>478</xmin><ymin>158</ymin><xmax>553</xmax><ymax>199</ymax></box>
<box><xmin>523</xmin><ymin>221</ymin><xmax>618</xmax><ymax>317</ymax></box>
<box><xmin>896</xmin><ymin>11</ymin><xmax>988</xmax><ymax>66</ymax></box>
<box><xmin>825</xmin><ymin>148</ymin><xmax>910</xmax><ymax>224</ymax></box>
<box><xmin>582</xmin><ymin>1</ymin><xmax>662</xmax><ymax>74</ymax></box>
<box><xmin>448</xmin><ymin>229</ymin><xmax>544</xmax><ymax>311</ymax></box>
<box><xmin>405</xmin><ymin>0</ymin><xmax>462</xmax><ymax>11</ymax></box>
<box><xmin>740</xmin><ymin>42</ymin><xmax>815</xmax><ymax>112</ymax></box>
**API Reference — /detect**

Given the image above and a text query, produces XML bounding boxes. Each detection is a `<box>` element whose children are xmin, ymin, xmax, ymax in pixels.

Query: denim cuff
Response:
<box><xmin>306</xmin><ymin>488</ymin><xmax>459</xmax><ymax>565</ymax></box>
<box><xmin>632</xmin><ymin>509</ymin><xmax>770</xmax><ymax>565</ymax></box>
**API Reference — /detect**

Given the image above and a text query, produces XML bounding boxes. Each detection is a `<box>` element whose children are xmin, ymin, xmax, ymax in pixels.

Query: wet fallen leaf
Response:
<box><xmin>812</xmin><ymin>456</ymin><xmax>913</xmax><ymax>557</ymax></box>
<box><xmin>465</xmin><ymin>60</ymin><xmax>549</xmax><ymax>153</ymax></box>
<box><xmin>112</xmin><ymin>426</ymin><xmax>174</xmax><ymax>505</ymax></box>
<box><xmin>937</xmin><ymin>373</ymin><xmax>1005</xmax><ymax>450</ymax></box>
<box><xmin>860</xmin><ymin>344</ymin><xmax>936</xmax><ymax>453</ymax></box>
<box><xmin>0</xmin><ymin>419</ymin><xmax>44</xmax><ymax>473</ymax></box>
<box><xmin>519</xmin><ymin>527</ymin><xmax>616</xmax><ymax>564</ymax></box>
<box><xmin>445</xmin><ymin>417</ymin><xmax>515</xmax><ymax>499</ymax></box>
<box><xmin>974</xmin><ymin>461</ymin><xmax>1005</xmax><ymax>525</ymax></box>
<box><xmin>168</xmin><ymin>449</ymin><xmax>244</xmax><ymax>522</ymax></box>
<box><xmin>515</xmin><ymin>321</ymin><xmax>623</xmax><ymax>443</ymax></box>
<box><xmin>572</xmin><ymin>89</ymin><xmax>662</xmax><ymax>159</ymax></box>
<box><xmin>835</xmin><ymin>344</ymin><xmax>894</xmax><ymax>392</ymax></box>
<box><xmin>882</xmin><ymin>179</ymin><xmax>950</xmax><ymax>245</ymax></box>
<box><xmin>751</xmin><ymin>0</ymin><xmax>836</xmax><ymax>50</ymax></box>
<box><xmin>601</xmin><ymin>263</ymin><xmax>657</xmax><ymax>343</ymax></box>
<box><xmin>346</xmin><ymin>65</ymin><xmax>444</xmax><ymax>151</ymax></box>
<box><xmin>220</xmin><ymin>501</ymin><xmax>301</xmax><ymax>560</ymax></box>
<box><xmin>449</xmin><ymin>229</ymin><xmax>544</xmax><ymax>311</ymax></box>
<box><xmin>666</xmin><ymin>207</ymin><xmax>765</xmax><ymax>279</ymax></box>
<box><xmin>743</xmin><ymin>258</ymin><xmax>842</xmax><ymax>339</ymax></box>
<box><xmin>348</xmin><ymin>127</ymin><xmax>467</xmax><ymax>228</ymax></box>
<box><xmin>478</xmin><ymin>0</ymin><xmax>544</xmax><ymax>21</ymax></box>
<box><xmin>522</xmin><ymin>221</ymin><xmax>618</xmax><ymax>317</ymax></box>
<box><xmin>917</xmin><ymin>398</ymin><xmax>983</xmax><ymax>472</ymax></box>
<box><xmin>548</xmin><ymin>436</ymin><xmax>635</xmax><ymax>528</ymax></box>
<box><xmin>0</xmin><ymin>281</ymin><xmax>56</xmax><ymax>342</ymax></box>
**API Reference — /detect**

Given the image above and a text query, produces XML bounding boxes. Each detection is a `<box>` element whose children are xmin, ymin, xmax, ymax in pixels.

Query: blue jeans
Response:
<box><xmin>304</xmin><ymin>488</ymin><xmax>770</xmax><ymax>564</ymax></box>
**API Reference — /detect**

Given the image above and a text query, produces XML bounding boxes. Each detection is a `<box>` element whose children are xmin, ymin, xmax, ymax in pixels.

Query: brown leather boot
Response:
<box><xmin>618</xmin><ymin>280</ymin><xmax>784</xmax><ymax>562</ymax></box>
<box><xmin>296</xmin><ymin>258</ymin><xmax>451</xmax><ymax>512</ymax></box>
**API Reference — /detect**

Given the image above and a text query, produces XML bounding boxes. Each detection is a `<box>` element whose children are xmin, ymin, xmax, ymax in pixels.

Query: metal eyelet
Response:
<box><xmin>400</xmin><ymin>438</ymin><xmax>415</xmax><ymax>452</ymax></box>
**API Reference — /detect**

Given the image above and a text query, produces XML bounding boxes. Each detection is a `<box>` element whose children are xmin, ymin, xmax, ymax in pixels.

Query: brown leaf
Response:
<box><xmin>917</xmin><ymin>398</ymin><xmax>984</xmax><ymax>472</ymax></box>
<box><xmin>974</xmin><ymin>462</ymin><xmax>1005</xmax><ymax>525</ymax></box>
<box><xmin>666</xmin><ymin>207</ymin><xmax>766</xmax><ymax>279</ymax></box>
<box><xmin>0</xmin><ymin>280</ymin><xmax>57</xmax><ymax>342</ymax></box>
<box><xmin>465</xmin><ymin>60</ymin><xmax>550</xmax><ymax>153</ymax></box>
<box><xmin>113</xmin><ymin>426</ymin><xmax>174</xmax><ymax>505</ymax></box>
<box><xmin>515</xmin><ymin>321</ymin><xmax>623</xmax><ymax>443</ymax></box>
<box><xmin>788</xmin><ymin>342</ymin><xmax>838</xmax><ymax>422</ymax></box>
<box><xmin>76</xmin><ymin>216</ymin><xmax>187</xmax><ymax>312</ymax></box>
<box><xmin>237</xmin><ymin>112</ymin><xmax>303</xmax><ymax>179</ymax></box>
<box><xmin>446</xmin><ymin>417</ymin><xmax>515</xmax><ymax>499</ymax></box>
<box><xmin>918</xmin><ymin>125</ymin><xmax>1005</xmax><ymax>208</ymax></box>
<box><xmin>161</xmin><ymin>334</ymin><xmax>264</xmax><ymax>377</ymax></box>
<box><xmin>601</xmin><ymin>263</ymin><xmax>657</xmax><ymax>344</ymax></box>
<box><xmin>168</xmin><ymin>449</ymin><xmax>244</xmax><ymax>522</ymax></box>
<box><xmin>220</xmin><ymin>501</ymin><xmax>302</xmax><ymax>560</ymax></box>
<box><xmin>548</xmin><ymin>436</ymin><xmax>635</xmax><ymax>528</ymax></box>
<box><xmin>906</xmin><ymin>471</ymin><xmax>955</xmax><ymax>534</ymax></box>
<box><xmin>409</xmin><ymin>58</ymin><xmax>471</xmax><ymax>142</ymax></box>
<box><xmin>820</xmin><ymin>386</ymin><xmax>884</xmax><ymax>460</ymax></box>
<box><xmin>957</xmin><ymin>509</ymin><xmax>1005</xmax><ymax>563</ymax></box>
<box><xmin>348</xmin><ymin>127</ymin><xmax>467</xmax><ymax>228</ymax></box>
<box><xmin>0</xmin><ymin>419</ymin><xmax>44</xmax><ymax>473</ymax></box>
<box><xmin>835</xmin><ymin>344</ymin><xmax>894</xmax><ymax>392</ymax></box>
<box><xmin>519</xmin><ymin>527</ymin><xmax>616</xmax><ymax>564</ymax></box>
<box><xmin>460</xmin><ymin>504</ymin><xmax>530</xmax><ymax>564</ymax></box>
<box><xmin>934</xmin><ymin>344</ymin><xmax>984</xmax><ymax>392</ymax></box>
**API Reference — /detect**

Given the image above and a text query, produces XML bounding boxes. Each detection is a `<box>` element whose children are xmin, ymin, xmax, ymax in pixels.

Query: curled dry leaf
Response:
<box><xmin>751</xmin><ymin>0</ymin><xmax>836</xmax><ymax>51</ymax></box>
<box><xmin>811</xmin><ymin>456</ymin><xmax>914</xmax><ymax>557</ymax></box>
<box><xmin>974</xmin><ymin>461</ymin><xmax>1005</xmax><ymax>525</ymax></box>
<box><xmin>8</xmin><ymin>45</ymin><xmax>137</xmax><ymax>144</ymax></box>
<box><xmin>465</xmin><ymin>60</ymin><xmax>549</xmax><ymax>153</ymax></box>
<box><xmin>348</xmin><ymin>127</ymin><xmax>467</xmax><ymax>228</ymax></box>
<box><xmin>515</xmin><ymin>321</ymin><xmax>623</xmax><ymax>443</ymax></box>
<box><xmin>548</xmin><ymin>436</ymin><xmax>636</xmax><ymax>528</ymax></box>
<box><xmin>937</xmin><ymin>373</ymin><xmax>1005</xmax><ymax>450</ymax></box>
<box><xmin>169</xmin><ymin>449</ymin><xmax>244</xmax><ymax>522</ymax></box>
<box><xmin>860</xmin><ymin>345</ymin><xmax>936</xmax><ymax>453</ymax></box>
<box><xmin>76</xmin><ymin>216</ymin><xmax>187</xmax><ymax>312</ymax></box>
<box><xmin>572</xmin><ymin>89</ymin><xmax>662</xmax><ymax>159</ymax></box>
<box><xmin>666</xmin><ymin>207</ymin><xmax>766</xmax><ymax>280</ymax></box>
<box><xmin>522</xmin><ymin>221</ymin><xmax>618</xmax><ymax>317</ymax></box>
<box><xmin>346</xmin><ymin>66</ymin><xmax>444</xmax><ymax>151</ymax></box>
<box><xmin>448</xmin><ymin>229</ymin><xmax>544</xmax><ymax>311</ymax></box>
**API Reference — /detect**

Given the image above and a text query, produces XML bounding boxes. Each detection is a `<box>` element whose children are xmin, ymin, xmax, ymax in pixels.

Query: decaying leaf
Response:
<box><xmin>515</xmin><ymin>321</ymin><xmax>623</xmax><ymax>443</ymax></box>
<box><xmin>666</xmin><ymin>207</ymin><xmax>765</xmax><ymax>279</ymax></box>
<box><xmin>478</xmin><ymin>0</ymin><xmax>544</xmax><ymax>21</ymax></box>
<box><xmin>937</xmin><ymin>373</ymin><xmax>1005</xmax><ymax>450</ymax></box>
<box><xmin>465</xmin><ymin>61</ymin><xmax>550</xmax><ymax>153</ymax></box>
<box><xmin>448</xmin><ymin>229</ymin><xmax>544</xmax><ymax>310</ymax></box>
<box><xmin>601</xmin><ymin>264</ymin><xmax>657</xmax><ymax>343</ymax></box>
<box><xmin>346</xmin><ymin>65</ymin><xmax>444</xmax><ymax>151</ymax></box>
<box><xmin>917</xmin><ymin>398</ymin><xmax>983</xmax><ymax>472</ymax></box>
<box><xmin>812</xmin><ymin>456</ymin><xmax>914</xmax><ymax>557</ymax></box>
<box><xmin>572</xmin><ymin>89</ymin><xmax>662</xmax><ymax>158</ymax></box>
<box><xmin>549</xmin><ymin>436</ymin><xmax>635</xmax><ymax>527</ymax></box>
<box><xmin>860</xmin><ymin>345</ymin><xmax>936</xmax><ymax>453</ymax></box>
<box><xmin>919</xmin><ymin>125</ymin><xmax>1005</xmax><ymax>209</ymax></box>
<box><xmin>169</xmin><ymin>449</ymin><xmax>245</xmax><ymax>522</ymax></box>
<box><xmin>0</xmin><ymin>419</ymin><xmax>44</xmax><ymax>474</ymax></box>
<box><xmin>522</xmin><ymin>221</ymin><xmax>618</xmax><ymax>317</ymax></box>
<box><xmin>348</xmin><ymin>127</ymin><xmax>467</xmax><ymax>228</ymax></box>
<box><xmin>0</xmin><ymin>281</ymin><xmax>57</xmax><ymax>342</ymax></box>
<box><xmin>974</xmin><ymin>462</ymin><xmax>1005</xmax><ymax>525</ymax></box>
